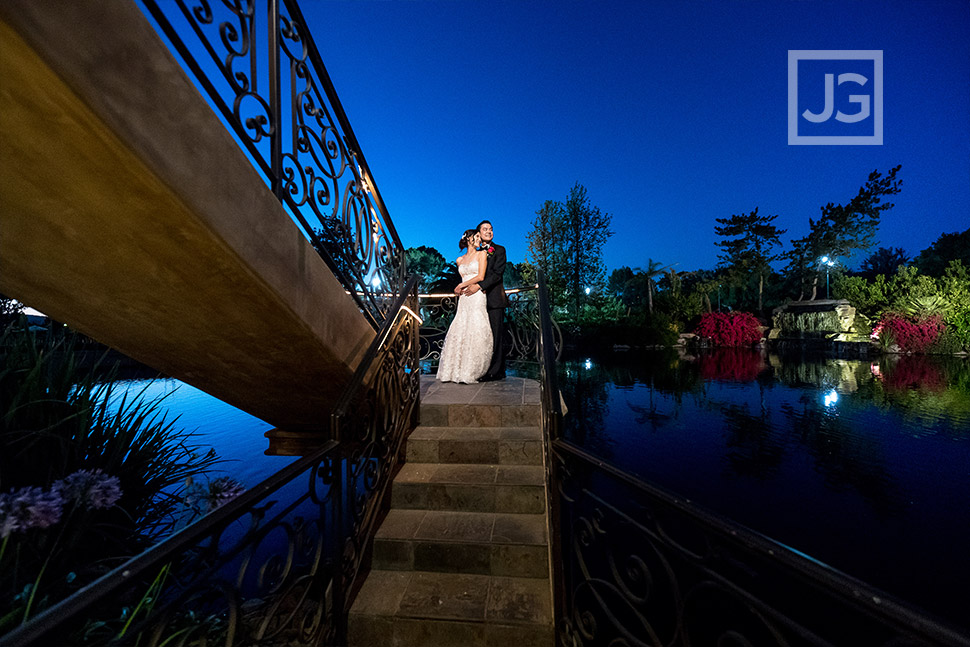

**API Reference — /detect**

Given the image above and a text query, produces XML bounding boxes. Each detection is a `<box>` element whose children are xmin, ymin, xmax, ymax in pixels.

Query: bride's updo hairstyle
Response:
<box><xmin>458</xmin><ymin>229</ymin><xmax>478</xmax><ymax>250</ymax></box>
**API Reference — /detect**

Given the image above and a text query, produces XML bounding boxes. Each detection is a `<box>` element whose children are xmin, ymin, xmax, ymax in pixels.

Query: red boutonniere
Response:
<box><xmin>486</xmin><ymin>246</ymin><xmax>495</xmax><ymax>256</ymax></box>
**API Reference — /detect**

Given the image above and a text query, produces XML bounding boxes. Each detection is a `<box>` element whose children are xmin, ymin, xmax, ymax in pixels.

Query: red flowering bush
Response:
<box><xmin>875</xmin><ymin>313</ymin><xmax>945</xmax><ymax>353</ymax></box>
<box><xmin>694</xmin><ymin>312</ymin><xmax>763</xmax><ymax>347</ymax></box>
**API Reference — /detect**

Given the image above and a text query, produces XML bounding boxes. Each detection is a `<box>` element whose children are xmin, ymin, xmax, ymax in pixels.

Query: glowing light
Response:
<box><xmin>584</xmin><ymin>359</ymin><xmax>592</xmax><ymax>370</ymax></box>
<box><xmin>584</xmin><ymin>286</ymin><xmax>591</xmax><ymax>295</ymax></box>
<box><xmin>371</xmin><ymin>276</ymin><xmax>381</xmax><ymax>288</ymax></box>
<box><xmin>823</xmin><ymin>390</ymin><xmax>839</xmax><ymax>407</ymax></box>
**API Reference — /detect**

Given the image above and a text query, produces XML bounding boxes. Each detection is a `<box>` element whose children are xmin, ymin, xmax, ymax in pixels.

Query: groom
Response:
<box><xmin>463</xmin><ymin>219</ymin><xmax>507</xmax><ymax>381</ymax></box>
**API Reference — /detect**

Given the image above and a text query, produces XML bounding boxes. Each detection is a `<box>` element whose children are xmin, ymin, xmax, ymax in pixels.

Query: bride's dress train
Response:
<box><xmin>437</xmin><ymin>260</ymin><xmax>493</xmax><ymax>384</ymax></box>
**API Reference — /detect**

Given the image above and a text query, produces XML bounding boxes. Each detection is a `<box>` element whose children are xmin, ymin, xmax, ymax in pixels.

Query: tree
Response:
<box><xmin>634</xmin><ymin>258</ymin><xmax>674</xmax><ymax>315</ymax></box>
<box><xmin>404</xmin><ymin>245</ymin><xmax>447</xmax><ymax>292</ymax></box>
<box><xmin>564</xmin><ymin>184</ymin><xmax>614</xmax><ymax>317</ymax></box>
<box><xmin>606</xmin><ymin>267</ymin><xmax>654</xmax><ymax>312</ymax></box>
<box><xmin>526</xmin><ymin>184</ymin><xmax>613</xmax><ymax>316</ymax></box>
<box><xmin>607</xmin><ymin>267</ymin><xmax>635</xmax><ymax>305</ymax></box>
<box><xmin>914</xmin><ymin>228</ymin><xmax>970</xmax><ymax>277</ymax></box>
<box><xmin>787</xmin><ymin>166</ymin><xmax>902</xmax><ymax>300</ymax></box>
<box><xmin>503</xmin><ymin>262</ymin><xmax>530</xmax><ymax>289</ymax></box>
<box><xmin>0</xmin><ymin>292</ymin><xmax>24</xmax><ymax>332</ymax></box>
<box><xmin>427</xmin><ymin>262</ymin><xmax>461</xmax><ymax>294</ymax></box>
<box><xmin>859</xmin><ymin>246</ymin><xmax>909</xmax><ymax>279</ymax></box>
<box><xmin>526</xmin><ymin>199</ymin><xmax>568</xmax><ymax>304</ymax></box>
<box><xmin>714</xmin><ymin>207</ymin><xmax>786</xmax><ymax>312</ymax></box>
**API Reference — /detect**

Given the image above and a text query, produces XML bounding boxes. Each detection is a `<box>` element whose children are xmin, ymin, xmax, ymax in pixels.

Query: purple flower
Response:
<box><xmin>0</xmin><ymin>487</ymin><xmax>64</xmax><ymax>537</ymax></box>
<box><xmin>0</xmin><ymin>492</ymin><xmax>17</xmax><ymax>538</ymax></box>
<box><xmin>53</xmin><ymin>469</ymin><xmax>123</xmax><ymax>510</ymax></box>
<box><xmin>84</xmin><ymin>474</ymin><xmax>122</xmax><ymax>509</ymax></box>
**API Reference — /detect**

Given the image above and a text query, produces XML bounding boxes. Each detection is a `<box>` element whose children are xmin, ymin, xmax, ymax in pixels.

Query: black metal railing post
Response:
<box><xmin>535</xmin><ymin>270</ymin><xmax>567</xmax><ymax>637</ymax></box>
<box><xmin>267</xmin><ymin>0</ymin><xmax>283</xmax><ymax>200</ymax></box>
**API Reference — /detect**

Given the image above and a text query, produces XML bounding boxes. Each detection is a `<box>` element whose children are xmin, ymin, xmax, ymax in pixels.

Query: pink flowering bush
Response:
<box><xmin>694</xmin><ymin>311</ymin><xmax>763</xmax><ymax>347</ymax></box>
<box><xmin>874</xmin><ymin>313</ymin><xmax>945</xmax><ymax>353</ymax></box>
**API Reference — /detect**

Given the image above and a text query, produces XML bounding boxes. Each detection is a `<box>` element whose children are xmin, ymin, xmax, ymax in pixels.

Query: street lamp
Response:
<box><xmin>820</xmin><ymin>256</ymin><xmax>835</xmax><ymax>299</ymax></box>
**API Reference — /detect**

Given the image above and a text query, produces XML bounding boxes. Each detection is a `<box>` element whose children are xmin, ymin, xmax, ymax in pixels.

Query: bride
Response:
<box><xmin>436</xmin><ymin>229</ymin><xmax>493</xmax><ymax>384</ymax></box>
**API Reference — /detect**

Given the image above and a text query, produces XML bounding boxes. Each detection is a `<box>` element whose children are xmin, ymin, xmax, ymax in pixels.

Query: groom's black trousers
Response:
<box><xmin>485</xmin><ymin>307</ymin><xmax>506</xmax><ymax>379</ymax></box>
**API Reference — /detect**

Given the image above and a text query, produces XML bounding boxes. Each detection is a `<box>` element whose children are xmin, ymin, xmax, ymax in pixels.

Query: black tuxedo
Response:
<box><xmin>478</xmin><ymin>241</ymin><xmax>507</xmax><ymax>379</ymax></box>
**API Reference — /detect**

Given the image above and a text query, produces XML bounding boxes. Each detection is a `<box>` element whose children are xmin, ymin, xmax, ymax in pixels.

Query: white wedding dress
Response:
<box><xmin>437</xmin><ymin>259</ymin><xmax>493</xmax><ymax>384</ymax></box>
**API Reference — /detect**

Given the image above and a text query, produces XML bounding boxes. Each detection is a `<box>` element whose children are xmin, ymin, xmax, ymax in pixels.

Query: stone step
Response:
<box><xmin>406</xmin><ymin>426</ymin><xmax>543</xmax><ymax>466</ymax></box>
<box><xmin>348</xmin><ymin>569</ymin><xmax>554</xmax><ymax>647</ymax></box>
<box><xmin>420</xmin><ymin>401</ymin><xmax>540</xmax><ymax>428</ymax></box>
<box><xmin>391</xmin><ymin>462</ymin><xmax>545</xmax><ymax>514</ymax></box>
<box><xmin>373</xmin><ymin>509</ymin><xmax>549</xmax><ymax>578</ymax></box>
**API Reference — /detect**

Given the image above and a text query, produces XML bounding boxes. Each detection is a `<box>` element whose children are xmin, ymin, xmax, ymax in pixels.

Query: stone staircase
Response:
<box><xmin>348</xmin><ymin>377</ymin><xmax>554</xmax><ymax>647</ymax></box>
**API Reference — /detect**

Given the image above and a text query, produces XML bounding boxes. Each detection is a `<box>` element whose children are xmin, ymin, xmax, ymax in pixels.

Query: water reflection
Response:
<box><xmin>557</xmin><ymin>349</ymin><xmax>970</xmax><ymax>628</ymax></box>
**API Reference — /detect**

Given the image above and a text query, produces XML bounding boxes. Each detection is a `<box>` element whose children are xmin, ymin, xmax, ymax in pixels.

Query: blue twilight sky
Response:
<box><xmin>300</xmin><ymin>0</ymin><xmax>969</xmax><ymax>273</ymax></box>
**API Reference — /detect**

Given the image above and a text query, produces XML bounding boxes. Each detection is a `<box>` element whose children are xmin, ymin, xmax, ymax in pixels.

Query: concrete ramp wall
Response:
<box><xmin>0</xmin><ymin>2</ymin><xmax>375</xmax><ymax>431</ymax></box>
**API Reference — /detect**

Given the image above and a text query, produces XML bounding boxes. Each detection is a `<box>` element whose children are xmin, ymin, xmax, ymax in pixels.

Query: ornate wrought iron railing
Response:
<box><xmin>534</xmin><ymin>276</ymin><xmax>970</xmax><ymax>646</ymax></box>
<box><xmin>3</xmin><ymin>277</ymin><xmax>421</xmax><ymax>647</ymax></box>
<box><xmin>419</xmin><ymin>285</ymin><xmax>563</xmax><ymax>369</ymax></box>
<box><xmin>139</xmin><ymin>0</ymin><xmax>406</xmax><ymax>328</ymax></box>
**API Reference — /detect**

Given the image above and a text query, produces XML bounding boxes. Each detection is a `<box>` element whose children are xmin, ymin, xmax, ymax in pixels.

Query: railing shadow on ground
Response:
<box><xmin>2</xmin><ymin>277</ymin><xmax>421</xmax><ymax>647</ymax></box>
<box><xmin>533</xmin><ymin>271</ymin><xmax>970</xmax><ymax>647</ymax></box>
<box><xmin>138</xmin><ymin>0</ymin><xmax>406</xmax><ymax>328</ymax></box>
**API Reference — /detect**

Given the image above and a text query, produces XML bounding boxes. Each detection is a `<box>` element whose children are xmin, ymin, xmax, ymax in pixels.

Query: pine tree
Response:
<box><xmin>786</xmin><ymin>166</ymin><xmax>902</xmax><ymax>300</ymax></box>
<box><xmin>714</xmin><ymin>207</ymin><xmax>786</xmax><ymax>312</ymax></box>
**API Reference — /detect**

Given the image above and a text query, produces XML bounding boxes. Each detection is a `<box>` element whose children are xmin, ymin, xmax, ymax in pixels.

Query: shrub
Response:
<box><xmin>694</xmin><ymin>311</ymin><xmax>763</xmax><ymax>347</ymax></box>
<box><xmin>945</xmin><ymin>305</ymin><xmax>970</xmax><ymax>351</ymax></box>
<box><xmin>641</xmin><ymin>311</ymin><xmax>680</xmax><ymax>347</ymax></box>
<box><xmin>875</xmin><ymin>313</ymin><xmax>945</xmax><ymax>353</ymax></box>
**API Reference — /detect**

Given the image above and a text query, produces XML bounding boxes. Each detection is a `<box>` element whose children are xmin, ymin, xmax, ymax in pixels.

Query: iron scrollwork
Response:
<box><xmin>3</xmin><ymin>448</ymin><xmax>344</xmax><ymax>646</ymax></box>
<box><xmin>550</xmin><ymin>444</ymin><xmax>970</xmax><ymax>646</ymax></box>
<box><xmin>419</xmin><ymin>286</ymin><xmax>563</xmax><ymax>369</ymax></box>
<box><xmin>334</xmin><ymin>283</ymin><xmax>421</xmax><ymax>600</ymax></box>
<box><xmin>6</xmin><ymin>279</ymin><xmax>422</xmax><ymax>646</ymax></box>
<box><xmin>531</xmin><ymin>272</ymin><xmax>968</xmax><ymax>647</ymax></box>
<box><xmin>140</xmin><ymin>0</ymin><xmax>406</xmax><ymax>327</ymax></box>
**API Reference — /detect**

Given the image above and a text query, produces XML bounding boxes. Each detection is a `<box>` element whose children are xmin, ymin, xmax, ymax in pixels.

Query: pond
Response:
<box><xmin>108</xmin><ymin>378</ymin><xmax>291</xmax><ymax>485</ymax></box>
<box><xmin>557</xmin><ymin>348</ymin><xmax>970</xmax><ymax>632</ymax></box>
<box><xmin>108</xmin><ymin>349</ymin><xmax>969</xmax><ymax>632</ymax></box>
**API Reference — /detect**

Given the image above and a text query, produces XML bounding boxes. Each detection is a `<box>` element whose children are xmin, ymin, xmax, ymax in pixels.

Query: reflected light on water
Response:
<box><xmin>823</xmin><ymin>389</ymin><xmax>839</xmax><ymax>407</ymax></box>
<box><xmin>557</xmin><ymin>350</ymin><xmax>970</xmax><ymax>629</ymax></box>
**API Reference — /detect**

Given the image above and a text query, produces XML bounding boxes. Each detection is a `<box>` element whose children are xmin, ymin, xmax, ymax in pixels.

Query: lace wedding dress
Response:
<box><xmin>437</xmin><ymin>259</ymin><xmax>493</xmax><ymax>384</ymax></box>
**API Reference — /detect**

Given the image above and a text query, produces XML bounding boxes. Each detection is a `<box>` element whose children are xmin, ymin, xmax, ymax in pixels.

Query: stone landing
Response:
<box><xmin>348</xmin><ymin>376</ymin><xmax>554</xmax><ymax>647</ymax></box>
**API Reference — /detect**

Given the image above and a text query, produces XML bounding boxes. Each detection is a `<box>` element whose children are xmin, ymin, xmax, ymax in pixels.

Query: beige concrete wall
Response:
<box><xmin>0</xmin><ymin>2</ymin><xmax>375</xmax><ymax>431</ymax></box>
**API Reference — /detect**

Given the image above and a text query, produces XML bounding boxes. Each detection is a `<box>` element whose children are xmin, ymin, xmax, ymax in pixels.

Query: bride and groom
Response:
<box><xmin>436</xmin><ymin>220</ymin><xmax>507</xmax><ymax>384</ymax></box>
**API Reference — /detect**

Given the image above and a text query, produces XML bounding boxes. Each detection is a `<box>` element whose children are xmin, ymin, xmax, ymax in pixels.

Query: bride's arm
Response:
<box><xmin>457</xmin><ymin>252</ymin><xmax>488</xmax><ymax>290</ymax></box>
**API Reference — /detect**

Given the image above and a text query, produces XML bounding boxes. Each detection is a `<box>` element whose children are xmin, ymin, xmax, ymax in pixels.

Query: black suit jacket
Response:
<box><xmin>479</xmin><ymin>242</ymin><xmax>508</xmax><ymax>309</ymax></box>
